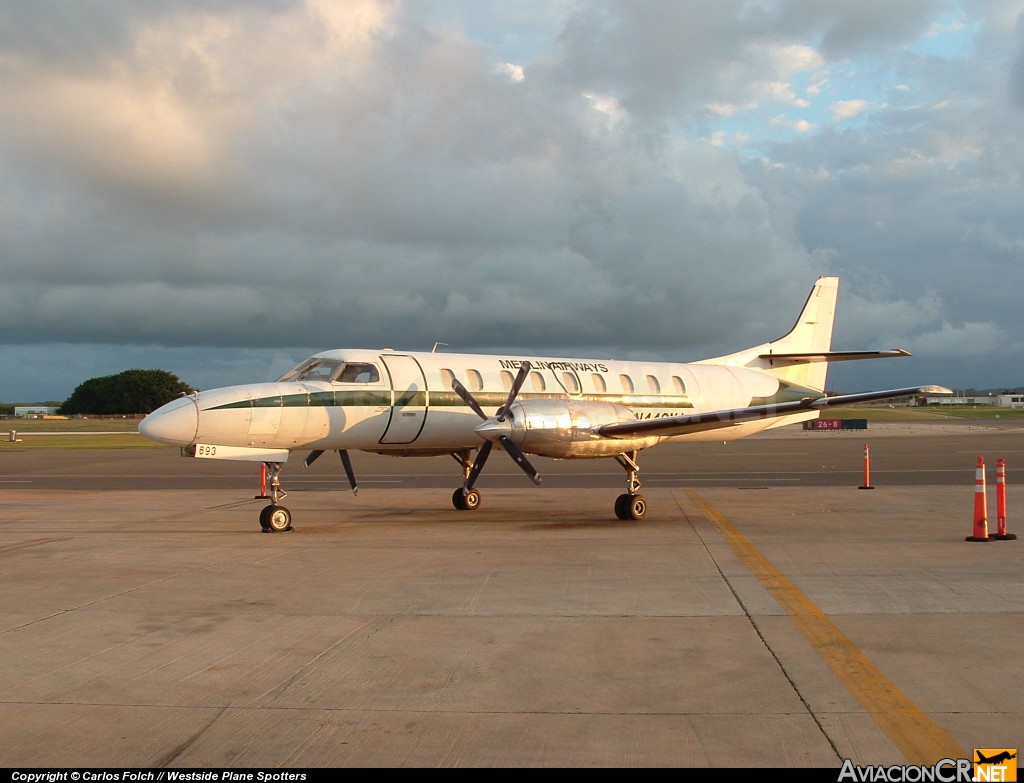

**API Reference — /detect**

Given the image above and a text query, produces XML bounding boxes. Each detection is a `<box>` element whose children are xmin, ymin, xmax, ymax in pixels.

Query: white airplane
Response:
<box><xmin>139</xmin><ymin>276</ymin><xmax>948</xmax><ymax>532</ymax></box>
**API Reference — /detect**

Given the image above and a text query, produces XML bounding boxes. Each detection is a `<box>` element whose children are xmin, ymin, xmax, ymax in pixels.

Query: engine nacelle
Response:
<box><xmin>503</xmin><ymin>398</ymin><xmax>660</xmax><ymax>458</ymax></box>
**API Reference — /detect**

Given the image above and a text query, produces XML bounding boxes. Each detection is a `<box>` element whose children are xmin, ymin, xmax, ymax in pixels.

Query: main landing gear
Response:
<box><xmin>452</xmin><ymin>487</ymin><xmax>482</xmax><ymax>510</ymax></box>
<box><xmin>613</xmin><ymin>450</ymin><xmax>646</xmax><ymax>521</ymax></box>
<box><xmin>258</xmin><ymin>462</ymin><xmax>293</xmax><ymax>533</ymax></box>
<box><xmin>450</xmin><ymin>450</ymin><xmax>482</xmax><ymax>510</ymax></box>
<box><xmin>448</xmin><ymin>448</ymin><xmax>648</xmax><ymax>521</ymax></box>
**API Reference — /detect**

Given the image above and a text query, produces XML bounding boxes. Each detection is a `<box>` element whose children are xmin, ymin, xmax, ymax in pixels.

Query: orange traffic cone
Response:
<box><xmin>992</xmin><ymin>458</ymin><xmax>1017</xmax><ymax>541</ymax></box>
<box><xmin>965</xmin><ymin>456</ymin><xmax>990</xmax><ymax>542</ymax></box>
<box><xmin>858</xmin><ymin>443</ymin><xmax>874</xmax><ymax>489</ymax></box>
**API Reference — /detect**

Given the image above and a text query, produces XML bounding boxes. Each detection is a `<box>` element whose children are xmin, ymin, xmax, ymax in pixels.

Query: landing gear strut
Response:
<box><xmin>450</xmin><ymin>449</ymin><xmax>482</xmax><ymax>510</ymax></box>
<box><xmin>259</xmin><ymin>461</ymin><xmax>293</xmax><ymax>532</ymax></box>
<box><xmin>613</xmin><ymin>451</ymin><xmax>646</xmax><ymax>521</ymax></box>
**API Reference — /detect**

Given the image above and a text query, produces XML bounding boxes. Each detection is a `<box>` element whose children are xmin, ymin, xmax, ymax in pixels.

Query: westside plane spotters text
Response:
<box><xmin>139</xmin><ymin>277</ymin><xmax>949</xmax><ymax>531</ymax></box>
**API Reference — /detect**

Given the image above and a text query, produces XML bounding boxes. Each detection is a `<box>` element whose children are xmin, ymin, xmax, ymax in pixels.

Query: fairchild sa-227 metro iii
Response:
<box><xmin>139</xmin><ymin>276</ymin><xmax>949</xmax><ymax>531</ymax></box>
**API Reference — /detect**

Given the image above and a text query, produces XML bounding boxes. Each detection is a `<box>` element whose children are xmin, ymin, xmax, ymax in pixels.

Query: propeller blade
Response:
<box><xmin>304</xmin><ymin>449</ymin><xmax>325</xmax><ymax>467</ymax></box>
<box><xmin>464</xmin><ymin>441</ymin><xmax>493</xmax><ymax>492</ymax></box>
<box><xmin>452</xmin><ymin>378</ymin><xmax>488</xmax><ymax>420</ymax></box>
<box><xmin>497</xmin><ymin>361</ymin><xmax>531</xmax><ymax>422</ymax></box>
<box><xmin>454</xmin><ymin>362</ymin><xmax>539</xmax><ymax>492</ymax></box>
<box><xmin>339</xmin><ymin>449</ymin><xmax>358</xmax><ymax>495</ymax></box>
<box><xmin>499</xmin><ymin>434</ymin><xmax>541</xmax><ymax>485</ymax></box>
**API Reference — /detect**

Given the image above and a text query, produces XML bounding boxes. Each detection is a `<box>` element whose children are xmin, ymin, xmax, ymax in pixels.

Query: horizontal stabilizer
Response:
<box><xmin>759</xmin><ymin>349</ymin><xmax>911</xmax><ymax>364</ymax></box>
<box><xmin>598</xmin><ymin>385</ymin><xmax>952</xmax><ymax>440</ymax></box>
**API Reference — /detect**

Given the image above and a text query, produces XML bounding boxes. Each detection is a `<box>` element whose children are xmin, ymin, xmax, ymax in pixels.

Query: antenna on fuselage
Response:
<box><xmin>432</xmin><ymin>342</ymin><xmax>448</xmax><ymax>353</ymax></box>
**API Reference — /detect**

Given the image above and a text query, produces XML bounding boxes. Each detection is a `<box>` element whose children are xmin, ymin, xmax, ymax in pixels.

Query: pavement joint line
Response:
<box><xmin>683</xmin><ymin>487</ymin><xmax>968</xmax><ymax>766</ymax></box>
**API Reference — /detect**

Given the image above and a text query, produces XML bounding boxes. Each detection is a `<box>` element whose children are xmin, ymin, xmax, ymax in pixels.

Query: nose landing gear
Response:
<box><xmin>259</xmin><ymin>462</ymin><xmax>292</xmax><ymax>532</ymax></box>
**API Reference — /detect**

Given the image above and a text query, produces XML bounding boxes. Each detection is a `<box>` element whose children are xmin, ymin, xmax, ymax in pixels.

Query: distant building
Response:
<box><xmin>915</xmin><ymin>394</ymin><xmax>1024</xmax><ymax>408</ymax></box>
<box><xmin>14</xmin><ymin>406</ymin><xmax>60</xmax><ymax>418</ymax></box>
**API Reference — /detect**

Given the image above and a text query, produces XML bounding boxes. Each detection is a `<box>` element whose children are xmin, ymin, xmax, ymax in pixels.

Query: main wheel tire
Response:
<box><xmin>452</xmin><ymin>488</ymin><xmax>467</xmax><ymax>510</ymax></box>
<box><xmin>628</xmin><ymin>494</ymin><xmax>647</xmax><ymax>521</ymax></box>
<box><xmin>263</xmin><ymin>504</ymin><xmax>293</xmax><ymax>532</ymax></box>
<box><xmin>614</xmin><ymin>493</ymin><xmax>631</xmax><ymax>520</ymax></box>
<box><xmin>452</xmin><ymin>488</ymin><xmax>482</xmax><ymax>511</ymax></box>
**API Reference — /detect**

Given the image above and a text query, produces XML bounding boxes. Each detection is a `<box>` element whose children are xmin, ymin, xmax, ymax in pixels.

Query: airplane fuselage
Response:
<box><xmin>141</xmin><ymin>348</ymin><xmax>819</xmax><ymax>460</ymax></box>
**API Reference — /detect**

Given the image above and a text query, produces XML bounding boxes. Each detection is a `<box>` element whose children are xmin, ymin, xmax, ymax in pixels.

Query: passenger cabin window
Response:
<box><xmin>561</xmin><ymin>372</ymin><xmax>580</xmax><ymax>394</ymax></box>
<box><xmin>467</xmin><ymin>369</ymin><xmax>484</xmax><ymax>391</ymax></box>
<box><xmin>646</xmin><ymin>375</ymin><xmax>661</xmax><ymax>393</ymax></box>
<box><xmin>672</xmin><ymin>375</ymin><xmax>686</xmax><ymax>394</ymax></box>
<box><xmin>530</xmin><ymin>372</ymin><xmax>546</xmax><ymax>392</ymax></box>
<box><xmin>619</xmin><ymin>374</ymin><xmax>634</xmax><ymax>393</ymax></box>
<box><xmin>500</xmin><ymin>370</ymin><xmax>514</xmax><ymax>391</ymax></box>
<box><xmin>591</xmin><ymin>373</ymin><xmax>607</xmax><ymax>393</ymax></box>
<box><xmin>439</xmin><ymin>369</ymin><xmax>455</xmax><ymax>389</ymax></box>
<box><xmin>337</xmin><ymin>362</ymin><xmax>380</xmax><ymax>383</ymax></box>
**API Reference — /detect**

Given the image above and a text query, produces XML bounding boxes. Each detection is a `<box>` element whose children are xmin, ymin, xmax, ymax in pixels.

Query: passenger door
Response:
<box><xmin>379</xmin><ymin>354</ymin><xmax>428</xmax><ymax>444</ymax></box>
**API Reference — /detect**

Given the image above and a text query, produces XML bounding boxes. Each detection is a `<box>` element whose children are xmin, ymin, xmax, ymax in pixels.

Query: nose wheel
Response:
<box><xmin>260</xmin><ymin>503</ymin><xmax>293</xmax><ymax>532</ymax></box>
<box><xmin>259</xmin><ymin>462</ymin><xmax>293</xmax><ymax>532</ymax></box>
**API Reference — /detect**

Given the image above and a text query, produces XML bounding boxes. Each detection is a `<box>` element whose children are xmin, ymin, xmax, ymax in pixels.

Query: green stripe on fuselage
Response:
<box><xmin>394</xmin><ymin>390</ymin><xmax>427</xmax><ymax>407</ymax></box>
<box><xmin>206</xmin><ymin>390</ymin><xmax>393</xmax><ymax>412</ymax></box>
<box><xmin>205</xmin><ymin>390</ymin><xmax>695</xmax><ymax>411</ymax></box>
<box><xmin>203</xmin><ymin>379</ymin><xmax>816</xmax><ymax>417</ymax></box>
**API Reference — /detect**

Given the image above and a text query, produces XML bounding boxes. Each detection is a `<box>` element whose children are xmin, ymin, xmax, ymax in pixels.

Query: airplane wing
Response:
<box><xmin>598</xmin><ymin>385</ymin><xmax>952</xmax><ymax>440</ymax></box>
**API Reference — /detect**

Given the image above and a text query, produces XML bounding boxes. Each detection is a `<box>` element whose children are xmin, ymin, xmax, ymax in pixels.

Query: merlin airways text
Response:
<box><xmin>499</xmin><ymin>359</ymin><xmax>609</xmax><ymax>373</ymax></box>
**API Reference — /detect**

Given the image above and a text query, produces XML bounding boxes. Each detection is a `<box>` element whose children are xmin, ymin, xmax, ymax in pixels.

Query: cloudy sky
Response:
<box><xmin>2</xmin><ymin>0</ymin><xmax>1023</xmax><ymax>403</ymax></box>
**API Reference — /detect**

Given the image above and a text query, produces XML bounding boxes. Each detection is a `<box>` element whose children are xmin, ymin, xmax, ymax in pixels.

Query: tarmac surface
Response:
<box><xmin>1</xmin><ymin>420</ymin><xmax>1022</xmax><ymax>768</ymax></box>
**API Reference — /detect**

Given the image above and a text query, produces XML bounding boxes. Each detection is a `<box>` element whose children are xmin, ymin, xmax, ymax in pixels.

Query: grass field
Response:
<box><xmin>1</xmin><ymin>433</ymin><xmax>164</xmax><ymax>449</ymax></box>
<box><xmin>0</xmin><ymin>417</ymin><xmax>160</xmax><ymax>449</ymax></box>
<box><xmin>2</xmin><ymin>406</ymin><xmax>1022</xmax><ymax>450</ymax></box>
<box><xmin>836</xmin><ymin>406</ymin><xmax>1024</xmax><ymax>422</ymax></box>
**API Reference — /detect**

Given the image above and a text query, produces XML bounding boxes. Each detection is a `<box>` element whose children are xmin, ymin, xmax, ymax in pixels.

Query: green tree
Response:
<box><xmin>59</xmin><ymin>369</ymin><xmax>193</xmax><ymax>416</ymax></box>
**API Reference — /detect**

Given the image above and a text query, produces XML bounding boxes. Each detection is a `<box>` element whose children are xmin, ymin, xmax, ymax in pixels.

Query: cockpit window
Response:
<box><xmin>278</xmin><ymin>358</ymin><xmax>381</xmax><ymax>384</ymax></box>
<box><xmin>277</xmin><ymin>358</ymin><xmax>343</xmax><ymax>383</ymax></box>
<box><xmin>337</xmin><ymin>363</ymin><xmax>380</xmax><ymax>383</ymax></box>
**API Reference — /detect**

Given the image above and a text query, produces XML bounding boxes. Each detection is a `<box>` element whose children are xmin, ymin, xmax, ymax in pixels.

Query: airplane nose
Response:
<box><xmin>139</xmin><ymin>396</ymin><xmax>199</xmax><ymax>446</ymax></box>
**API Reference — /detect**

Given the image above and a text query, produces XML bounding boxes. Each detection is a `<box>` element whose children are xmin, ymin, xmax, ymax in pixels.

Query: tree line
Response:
<box><xmin>58</xmin><ymin>369</ymin><xmax>193</xmax><ymax>416</ymax></box>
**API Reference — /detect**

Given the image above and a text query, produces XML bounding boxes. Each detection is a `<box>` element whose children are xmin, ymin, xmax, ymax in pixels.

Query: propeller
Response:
<box><xmin>304</xmin><ymin>449</ymin><xmax>359</xmax><ymax>495</ymax></box>
<box><xmin>452</xmin><ymin>361</ymin><xmax>541</xmax><ymax>492</ymax></box>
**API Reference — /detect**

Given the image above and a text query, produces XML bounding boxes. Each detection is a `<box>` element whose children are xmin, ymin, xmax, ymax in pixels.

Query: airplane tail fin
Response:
<box><xmin>756</xmin><ymin>276</ymin><xmax>839</xmax><ymax>391</ymax></box>
<box><xmin>695</xmin><ymin>276</ymin><xmax>907</xmax><ymax>393</ymax></box>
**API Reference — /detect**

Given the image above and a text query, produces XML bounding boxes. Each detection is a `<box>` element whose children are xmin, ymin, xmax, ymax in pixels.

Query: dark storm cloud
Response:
<box><xmin>1010</xmin><ymin>11</ymin><xmax>1024</xmax><ymax>105</ymax></box>
<box><xmin>0</xmin><ymin>0</ymin><xmax>1022</xmax><ymax>402</ymax></box>
<box><xmin>769</xmin><ymin>0</ymin><xmax>943</xmax><ymax>59</ymax></box>
<box><xmin>0</xmin><ymin>1</ymin><xmax>278</xmax><ymax>69</ymax></box>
